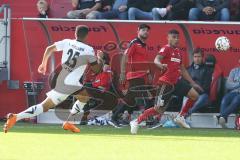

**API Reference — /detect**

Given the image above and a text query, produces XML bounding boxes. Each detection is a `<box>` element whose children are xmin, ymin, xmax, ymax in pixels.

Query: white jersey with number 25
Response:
<box><xmin>54</xmin><ymin>39</ymin><xmax>96</xmax><ymax>64</ymax></box>
<box><xmin>54</xmin><ymin>39</ymin><xmax>97</xmax><ymax>87</ymax></box>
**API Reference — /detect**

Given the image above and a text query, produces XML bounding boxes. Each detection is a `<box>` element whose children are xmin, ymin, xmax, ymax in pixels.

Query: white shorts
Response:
<box><xmin>64</xmin><ymin>65</ymin><xmax>86</xmax><ymax>87</ymax></box>
<box><xmin>46</xmin><ymin>65</ymin><xmax>87</xmax><ymax>105</ymax></box>
<box><xmin>46</xmin><ymin>90</ymin><xmax>69</xmax><ymax>105</ymax></box>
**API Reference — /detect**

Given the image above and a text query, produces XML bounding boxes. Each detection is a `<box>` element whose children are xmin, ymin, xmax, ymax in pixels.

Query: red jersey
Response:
<box><xmin>158</xmin><ymin>45</ymin><xmax>183</xmax><ymax>84</ymax></box>
<box><xmin>92</xmin><ymin>70</ymin><xmax>112</xmax><ymax>91</ymax></box>
<box><xmin>82</xmin><ymin>65</ymin><xmax>97</xmax><ymax>83</ymax></box>
<box><xmin>81</xmin><ymin>51</ymin><xmax>98</xmax><ymax>83</ymax></box>
<box><xmin>126</xmin><ymin>38</ymin><xmax>149</xmax><ymax>80</ymax></box>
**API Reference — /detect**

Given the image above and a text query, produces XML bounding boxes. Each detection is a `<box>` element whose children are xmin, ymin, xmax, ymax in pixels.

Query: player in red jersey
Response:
<box><xmin>130</xmin><ymin>29</ymin><xmax>203</xmax><ymax>134</ymax></box>
<box><xmin>120</xmin><ymin>23</ymin><xmax>152</xmax><ymax>106</ymax></box>
<box><xmin>108</xmin><ymin>24</ymin><xmax>154</xmax><ymax>127</ymax></box>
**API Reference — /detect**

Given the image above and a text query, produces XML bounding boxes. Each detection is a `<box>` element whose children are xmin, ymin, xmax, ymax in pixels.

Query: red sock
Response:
<box><xmin>137</xmin><ymin>107</ymin><xmax>159</xmax><ymax>124</ymax></box>
<box><xmin>180</xmin><ymin>99</ymin><xmax>195</xmax><ymax>116</ymax></box>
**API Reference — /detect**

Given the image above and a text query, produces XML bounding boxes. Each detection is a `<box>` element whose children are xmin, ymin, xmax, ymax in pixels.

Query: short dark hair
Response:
<box><xmin>138</xmin><ymin>24</ymin><xmax>151</xmax><ymax>30</ymax></box>
<box><xmin>193</xmin><ymin>48</ymin><xmax>203</xmax><ymax>56</ymax></box>
<box><xmin>75</xmin><ymin>25</ymin><xmax>89</xmax><ymax>40</ymax></box>
<box><xmin>168</xmin><ymin>29</ymin><xmax>179</xmax><ymax>35</ymax></box>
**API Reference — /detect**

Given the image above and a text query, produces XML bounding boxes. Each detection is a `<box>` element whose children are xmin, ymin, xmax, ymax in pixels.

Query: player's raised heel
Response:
<box><xmin>62</xmin><ymin>122</ymin><xmax>80</xmax><ymax>133</ymax></box>
<box><xmin>3</xmin><ymin>113</ymin><xmax>17</xmax><ymax>133</ymax></box>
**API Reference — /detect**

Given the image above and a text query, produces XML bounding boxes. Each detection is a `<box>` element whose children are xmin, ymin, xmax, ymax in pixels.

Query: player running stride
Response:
<box><xmin>130</xmin><ymin>29</ymin><xmax>203</xmax><ymax>134</ymax></box>
<box><xmin>3</xmin><ymin>25</ymin><xmax>102</xmax><ymax>133</ymax></box>
<box><xmin>62</xmin><ymin>51</ymin><xmax>116</xmax><ymax>132</ymax></box>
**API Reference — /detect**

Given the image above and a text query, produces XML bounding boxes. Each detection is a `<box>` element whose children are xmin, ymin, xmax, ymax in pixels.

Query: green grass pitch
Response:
<box><xmin>0</xmin><ymin>122</ymin><xmax>239</xmax><ymax>160</ymax></box>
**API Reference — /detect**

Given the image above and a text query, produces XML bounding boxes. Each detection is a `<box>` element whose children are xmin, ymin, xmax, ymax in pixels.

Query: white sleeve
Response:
<box><xmin>88</xmin><ymin>48</ymin><xmax>97</xmax><ymax>64</ymax></box>
<box><xmin>54</xmin><ymin>39</ymin><xmax>68</xmax><ymax>51</ymax></box>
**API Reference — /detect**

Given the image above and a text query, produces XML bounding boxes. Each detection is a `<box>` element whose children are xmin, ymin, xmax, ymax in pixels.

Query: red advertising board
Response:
<box><xmin>0</xmin><ymin>19</ymin><xmax>240</xmax><ymax>118</ymax></box>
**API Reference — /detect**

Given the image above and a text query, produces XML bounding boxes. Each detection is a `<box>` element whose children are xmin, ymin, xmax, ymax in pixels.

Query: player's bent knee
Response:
<box><xmin>74</xmin><ymin>89</ymin><xmax>90</xmax><ymax>102</ymax></box>
<box><xmin>46</xmin><ymin>90</ymin><xmax>69</xmax><ymax>105</ymax></box>
<box><xmin>75</xmin><ymin>95</ymin><xmax>89</xmax><ymax>103</ymax></box>
<box><xmin>187</xmin><ymin>88</ymin><xmax>199</xmax><ymax>101</ymax></box>
<box><xmin>41</xmin><ymin>98</ymin><xmax>56</xmax><ymax>112</ymax></box>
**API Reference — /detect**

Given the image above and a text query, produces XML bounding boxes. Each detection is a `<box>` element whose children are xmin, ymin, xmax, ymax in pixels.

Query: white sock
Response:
<box><xmin>70</xmin><ymin>100</ymin><xmax>85</xmax><ymax>115</ymax></box>
<box><xmin>16</xmin><ymin>104</ymin><xmax>44</xmax><ymax>121</ymax></box>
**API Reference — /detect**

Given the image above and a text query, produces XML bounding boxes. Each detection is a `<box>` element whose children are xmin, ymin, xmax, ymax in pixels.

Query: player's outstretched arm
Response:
<box><xmin>38</xmin><ymin>44</ymin><xmax>57</xmax><ymax>75</ymax></box>
<box><xmin>154</xmin><ymin>55</ymin><xmax>167</xmax><ymax>70</ymax></box>
<box><xmin>119</xmin><ymin>50</ymin><xmax>128</xmax><ymax>84</ymax></box>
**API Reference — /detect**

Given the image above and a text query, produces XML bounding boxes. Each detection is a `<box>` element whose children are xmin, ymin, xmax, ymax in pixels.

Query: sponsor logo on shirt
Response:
<box><xmin>171</xmin><ymin>57</ymin><xmax>181</xmax><ymax>63</ymax></box>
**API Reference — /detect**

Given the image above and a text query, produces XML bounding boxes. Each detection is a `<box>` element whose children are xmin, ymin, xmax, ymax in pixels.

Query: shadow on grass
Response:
<box><xmin>1</xmin><ymin>121</ymin><xmax>240</xmax><ymax>138</ymax></box>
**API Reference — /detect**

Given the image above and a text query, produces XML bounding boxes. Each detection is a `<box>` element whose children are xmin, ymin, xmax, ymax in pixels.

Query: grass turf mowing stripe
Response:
<box><xmin>0</xmin><ymin>122</ymin><xmax>239</xmax><ymax>160</ymax></box>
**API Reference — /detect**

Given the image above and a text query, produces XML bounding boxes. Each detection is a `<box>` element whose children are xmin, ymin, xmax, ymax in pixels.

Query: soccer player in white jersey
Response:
<box><xmin>62</xmin><ymin>50</ymin><xmax>110</xmax><ymax>133</ymax></box>
<box><xmin>3</xmin><ymin>25</ymin><xmax>102</xmax><ymax>133</ymax></box>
